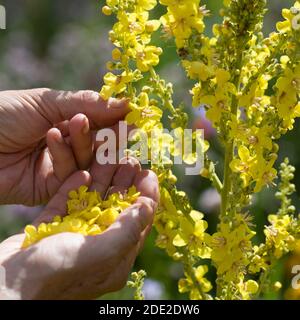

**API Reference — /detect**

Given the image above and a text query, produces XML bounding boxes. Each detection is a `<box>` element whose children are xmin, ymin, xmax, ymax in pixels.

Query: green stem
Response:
<box><xmin>255</xmin><ymin>256</ymin><xmax>276</xmax><ymax>299</ymax></box>
<box><xmin>149</xmin><ymin>67</ymin><xmax>176</xmax><ymax>114</ymax></box>
<box><xmin>221</xmin><ymin>143</ymin><xmax>234</xmax><ymax>216</ymax></box>
<box><xmin>221</xmin><ymin>62</ymin><xmax>242</xmax><ymax>217</ymax></box>
<box><xmin>211</xmin><ymin>172</ymin><xmax>223</xmax><ymax>194</ymax></box>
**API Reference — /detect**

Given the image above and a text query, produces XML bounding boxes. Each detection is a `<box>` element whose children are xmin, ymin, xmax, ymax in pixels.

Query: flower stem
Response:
<box><xmin>149</xmin><ymin>67</ymin><xmax>177</xmax><ymax>114</ymax></box>
<box><xmin>221</xmin><ymin>60</ymin><xmax>243</xmax><ymax>217</ymax></box>
<box><xmin>221</xmin><ymin>143</ymin><xmax>234</xmax><ymax>216</ymax></box>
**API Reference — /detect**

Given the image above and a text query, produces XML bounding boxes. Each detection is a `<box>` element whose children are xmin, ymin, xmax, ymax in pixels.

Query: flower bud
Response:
<box><xmin>145</xmin><ymin>20</ymin><xmax>161</xmax><ymax>33</ymax></box>
<box><xmin>102</xmin><ymin>6</ymin><xmax>112</xmax><ymax>16</ymax></box>
<box><xmin>245</xmin><ymin>280</ymin><xmax>259</xmax><ymax>294</ymax></box>
<box><xmin>106</xmin><ymin>61</ymin><xmax>115</xmax><ymax>71</ymax></box>
<box><xmin>200</xmin><ymin>168</ymin><xmax>210</xmax><ymax>178</ymax></box>
<box><xmin>273</xmin><ymin>282</ymin><xmax>282</xmax><ymax>291</ymax></box>
<box><xmin>112</xmin><ymin>48</ymin><xmax>122</xmax><ymax>60</ymax></box>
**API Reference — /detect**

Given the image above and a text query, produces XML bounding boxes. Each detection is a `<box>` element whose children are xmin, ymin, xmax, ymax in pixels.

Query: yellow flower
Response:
<box><xmin>135</xmin><ymin>45</ymin><xmax>162</xmax><ymax>72</ymax></box>
<box><xmin>230</xmin><ymin>123</ymin><xmax>273</xmax><ymax>151</ymax></box>
<box><xmin>265</xmin><ymin>214</ymin><xmax>296</xmax><ymax>258</ymax></box>
<box><xmin>112</xmin><ymin>11</ymin><xmax>148</xmax><ymax>48</ymax></box>
<box><xmin>100</xmin><ymin>71</ymin><xmax>135</xmax><ymax>100</ymax></box>
<box><xmin>274</xmin><ymin>64</ymin><xmax>300</xmax><ymax>128</ymax></box>
<box><xmin>276</xmin><ymin>2</ymin><xmax>300</xmax><ymax>33</ymax></box>
<box><xmin>247</xmin><ymin>126</ymin><xmax>273</xmax><ymax>151</ymax></box>
<box><xmin>137</xmin><ymin>0</ymin><xmax>157</xmax><ymax>11</ymax></box>
<box><xmin>170</xmin><ymin>128</ymin><xmax>209</xmax><ymax>166</ymax></box>
<box><xmin>239</xmin><ymin>75</ymin><xmax>269</xmax><ymax>107</ymax></box>
<box><xmin>237</xmin><ymin>279</ymin><xmax>259</xmax><ymax>299</ymax></box>
<box><xmin>230</xmin><ymin>145</ymin><xmax>256</xmax><ymax>187</ymax></box>
<box><xmin>198</xmin><ymin>69</ymin><xmax>236</xmax><ymax>125</ymax></box>
<box><xmin>207</xmin><ymin>215</ymin><xmax>255</xmax><ymax>280</ymax></box>
<box><xmin>191</xmin><ymin>83</ymin><xmax>203</xmax><ymax>107</ymax></box>
<box><xmin>276</xmin><ymin>65</ymin><xmax>300</xmax><ymax>103</ymax></box>
<box><xmin>172</xmin><ymin>210</ymin><xmax>211</xmax><ymax>258</ymax></box>
<box><xmin>201</xmin><ymin>91</ymin><xmax>229</xmax><ymax>125</ymax></box>
<box><xmin>178</xmin><ymin>265</ymin><xmax>212</xmax><ymax>299</ymax></box>
<box><xmin>125</xmin><ymin>92</ymin><xmax>163</xmax><ymax>131</ymax></box>
<box><xmin>182</xmin><ymin>60</ymin><xmax>215</xmax><ymax>81</ymax></box>
<box><xmin>248</xmin><ymin>245</ymin><xmax>269</xmax><ymax>274</ymax></box>
<box><xmin>160</xmin><ymin>0</ymin><xmax>204</xmax><ymax>47</ymax></box>
<box><xmin>252</xmin><ymin>154</ymin><xmax>277</xmax><ymax>193</ymax></box>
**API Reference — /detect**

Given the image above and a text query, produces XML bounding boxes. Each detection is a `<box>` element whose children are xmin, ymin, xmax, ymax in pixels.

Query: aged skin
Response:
<box><xmin>0</xmin><ymin>88</ymin><xmax>159</xmax><ymax>299</ymax></box>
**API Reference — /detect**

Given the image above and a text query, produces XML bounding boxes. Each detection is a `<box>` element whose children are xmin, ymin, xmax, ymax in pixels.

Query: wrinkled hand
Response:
<box><xmin>0</xmin><ymin>88</ymin><xmax>129</xmax><ymax>205</ymax></box>
<box><xmin>0</xmin><ymin>157</ymin><xmax>159</xmax><ymax>300</ymax></box>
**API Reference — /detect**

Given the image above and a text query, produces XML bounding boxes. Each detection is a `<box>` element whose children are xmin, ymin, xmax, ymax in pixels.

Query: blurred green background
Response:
<box><xmin>0</xmin><ymin>0</ymin><xmax>298</xmax><ymax>300</ymax></box>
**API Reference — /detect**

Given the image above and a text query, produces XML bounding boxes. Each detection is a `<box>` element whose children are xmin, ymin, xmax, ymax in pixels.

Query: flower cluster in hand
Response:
<box><xmin>23</xmin><ymin>186</ymin><xmax>139</xmax><ymax>248</ymax></box>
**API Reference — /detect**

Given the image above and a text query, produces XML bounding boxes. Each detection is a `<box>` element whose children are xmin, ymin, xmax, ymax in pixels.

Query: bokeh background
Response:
<box><xmin>0</xmin><ymin>0</ymin><xmax>299</xmax><ymax>299</ymax></box>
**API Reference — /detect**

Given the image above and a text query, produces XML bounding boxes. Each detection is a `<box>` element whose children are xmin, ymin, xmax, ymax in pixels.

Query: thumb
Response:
<box><xmin>31</xmin><ymin>88</ymin><xmax>129</xmax><ymax>129</ymax></box>
<box><xmin>93</xmin><ymin>198</ymin><xmax>155</xmax><ymax>261</ymax></box>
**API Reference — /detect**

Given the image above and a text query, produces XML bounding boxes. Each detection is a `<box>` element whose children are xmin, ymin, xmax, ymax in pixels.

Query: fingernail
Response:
<box><xmin>137</xmin><ymin>196</ymin><xmax>156</xmax><ymax>212</ymax></box>
<box><xmin>138</xmin><ymin>204</ymin><xmax>153</xmax><ymax>230</ymax></box>
<box><xmin>52</xmin><ymin>129</ymin><xmax>64</xmax><ymax>144</ymax></box>
<box><xmin>108</xmin><ymin>97</ymin><xmax>130</xmax><ymax>109</ymax></box>
<box><xmin>82</xmin><ymin>117</ymin><xmax>89</xmax><ymax>135</ymax></box>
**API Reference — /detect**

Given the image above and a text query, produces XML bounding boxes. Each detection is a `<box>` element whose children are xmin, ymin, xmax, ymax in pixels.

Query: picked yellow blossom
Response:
<box><xmin>23</xmin><ymin>186</ymin><xmax>140</xmax><ymax>248</ymax></box>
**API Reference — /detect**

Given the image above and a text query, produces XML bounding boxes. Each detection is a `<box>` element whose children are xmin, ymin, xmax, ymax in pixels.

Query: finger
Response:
<box><xmin>55</xmin><ymin>120</ymin><xmax>70</xmax><ymax>137</ymax></box>
<box><xmin>92</xmin><ymin>170</ymin><xmax>159</xmax><ymax>258</ymax></box>
<box><xmin>34</xmin><ymin>89</ymin><xmax>130</xmax><ymax>129</ymax></box>
<box><xmin>69</xmin><ymin>113</ymin><xmax>93</xmax><ymax>170</ymax></box>
<box><xmin>107</xmin><ymin>157</ymin><xmax>141</xmax><ymax>196</ymax></box>
<box><xmin>94</xmin><ymin>122</ymin><xmax>129</xmax><ymax>151</ymax></box>
<box><xmin>46</xmin><ymin>128</ymin><xmax>77</xmax><ymax>182</ymax></box>
<box><xmin>91</xmin><ymin>201</ymin><xmax>155</xmax><ymax>261</ymax></box>
<box><xmin>138</xmin><ymin>226</ymin><xmax>152</xmax><ymax>253</ymax></box>
<box><xmin>33</xmin><ymin>171</ymin><xmax>92</xmax><ymax>226</ymax></box>
<box><xmin>130</xmin><ymin>170</ymin><xmax>160</xmax><ymax>252</ymax></box>
<box><xmin>89</xmin><ymin>161</ymin><xmax>119</xmax><ymax>198</ymax></box>
<box><xmin>134</xmin><ymin>170</ymin><xmax>160</xmax><ymax>210</ymax></box>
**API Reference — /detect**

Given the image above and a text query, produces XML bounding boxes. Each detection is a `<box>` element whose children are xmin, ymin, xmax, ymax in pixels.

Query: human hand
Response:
<box><xmin>0</xmin><ymin>88</ymin><xmax>128</xmax><ymax>206</ymax></box>
<box><xmin>0</xmin><ymin>157</ymin><xmax>159</xmax><ymax>300</ymax></box>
